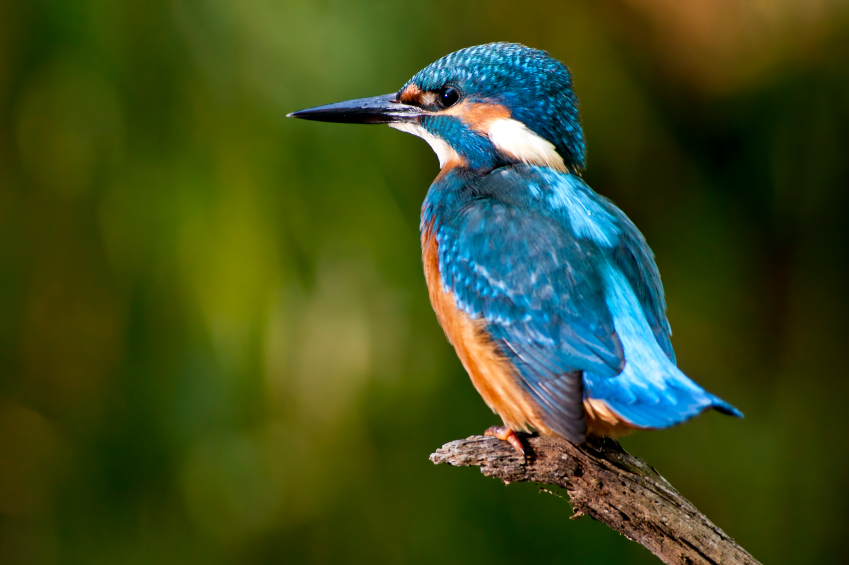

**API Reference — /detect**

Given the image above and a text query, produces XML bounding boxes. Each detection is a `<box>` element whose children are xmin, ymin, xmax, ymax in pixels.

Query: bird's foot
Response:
<box><xmin>484</xmin><ymin>425</ymin><xmax>525</xmax><ymax>457</ymax></box>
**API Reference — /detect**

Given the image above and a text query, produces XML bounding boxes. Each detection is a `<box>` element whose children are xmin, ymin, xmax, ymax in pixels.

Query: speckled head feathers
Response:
<box><xmin>400</xmin><ymin>43</ymin><xmax>586</xmax><ymax>171</ymax></box>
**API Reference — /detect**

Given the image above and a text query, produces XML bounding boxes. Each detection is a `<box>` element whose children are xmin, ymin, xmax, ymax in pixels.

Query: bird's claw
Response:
<box><xmin>484</xmin><ymin>425</ymin><xmax>525</xmax><ymax>457</ymax></box>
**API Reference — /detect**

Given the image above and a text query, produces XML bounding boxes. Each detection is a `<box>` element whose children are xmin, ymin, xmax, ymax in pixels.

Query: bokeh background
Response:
<box><xmin>2</xmin><ymin>0</ymin><xmax>848</xmax><ymax>563</ymax></box>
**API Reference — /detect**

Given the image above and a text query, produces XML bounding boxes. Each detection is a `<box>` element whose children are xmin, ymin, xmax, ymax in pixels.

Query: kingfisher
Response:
<box><xmin>289</xmin><ymin>43</ymin><xmax>742</xmax><ymax>455</ymax></box>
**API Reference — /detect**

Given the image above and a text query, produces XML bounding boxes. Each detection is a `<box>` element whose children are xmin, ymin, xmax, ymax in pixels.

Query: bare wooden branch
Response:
<box><xmin>430</xmin><ymin>434</ymin><xmax>760</xmax><ymax>565</ymax></box>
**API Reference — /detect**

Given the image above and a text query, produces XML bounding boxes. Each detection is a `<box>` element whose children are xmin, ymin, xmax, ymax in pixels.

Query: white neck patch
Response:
<box><xmin>389</xmin><ymin>123</ymin><xmax>460</xmax><ymax>169</ymax></box>
<box><xmin>487</xmin><ymin>118</ymin><xmax>566</xmax><ymax>171</ymax></box>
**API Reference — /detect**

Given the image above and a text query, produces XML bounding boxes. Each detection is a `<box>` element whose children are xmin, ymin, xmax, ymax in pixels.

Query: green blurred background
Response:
<box><xmin>2</xmin><ymin>0</ymin><xmax>848</xmax><ymax>563</ymax></box>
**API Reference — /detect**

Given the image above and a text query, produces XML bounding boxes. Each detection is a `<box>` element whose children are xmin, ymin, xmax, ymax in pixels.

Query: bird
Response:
<box><xmin>289</xmin><ymin>42</ymin><xmax>742</xmax><ymax>455</ymax></box>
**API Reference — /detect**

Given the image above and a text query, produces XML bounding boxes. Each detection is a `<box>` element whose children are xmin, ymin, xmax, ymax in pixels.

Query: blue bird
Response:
<box><xmin>289</xmin><ymin>43</ymin><xmax>742</xmax><ymax>454</ymax></box>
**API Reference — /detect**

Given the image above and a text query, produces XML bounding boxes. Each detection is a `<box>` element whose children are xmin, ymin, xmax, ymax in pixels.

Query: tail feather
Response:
<box><xmin>592</xmin><ymin>263</ymin><xmax>743</xmax><ymax>430</ymax></box>
<box><xmin>584</xmin><ymin>369</ymin><xmax>743</xmax><ymax>430</ymax></box>
<box><xmin>708</xmin><ymin>394</ymin><xmax>744</xmax><ymax>419</ymax></box>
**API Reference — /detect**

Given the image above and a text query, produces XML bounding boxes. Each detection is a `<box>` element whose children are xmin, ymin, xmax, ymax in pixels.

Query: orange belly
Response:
<box><xmin>422</xmin><ymin>227</ymin><xmax>550</xmax><ymax>434</ymax></box>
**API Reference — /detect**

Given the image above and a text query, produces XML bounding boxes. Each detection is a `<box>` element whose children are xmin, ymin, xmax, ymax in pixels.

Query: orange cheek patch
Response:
<box><xmin>446</xmin><ymin>102</ymin><xmax>512</xmax><ymax>133</ymax></box>
<box><xmin>399</xmin><ymin>84</ymin><xmax>423</xmax><ymax>104</ymax></box>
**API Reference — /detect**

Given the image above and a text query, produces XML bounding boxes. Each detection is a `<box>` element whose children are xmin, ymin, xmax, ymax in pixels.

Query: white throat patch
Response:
<box><xmin>389</xmin><ymin>123</ymin><xmax>460</xmax><ymax>169</ymax></box>
<box><xmin>390</xmin><ymin>117</ymin><xmax>566</xmax><ymax>172</ymax></box>
<box><xmin>487</xmin><ymin>118</ymin><xmax>566</xmax><ymax>171</ymax></box>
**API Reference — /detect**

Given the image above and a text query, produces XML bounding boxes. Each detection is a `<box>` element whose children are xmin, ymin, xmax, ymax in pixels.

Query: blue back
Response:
<box><xmin>424</xmin><ymin>164</ymin><xmax>673</xmax><ymax>366</ymax></box>
<box><xmin>423</xmin><ymin>164</ymin><xmax>743</xmax><ymax>439</ymax></box>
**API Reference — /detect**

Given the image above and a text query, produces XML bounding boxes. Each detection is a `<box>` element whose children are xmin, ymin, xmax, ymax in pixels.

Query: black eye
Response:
<box><xmin>439</xmin><ymin>86</ymin><xmax>460</xmax><ymax>108</ymax></box>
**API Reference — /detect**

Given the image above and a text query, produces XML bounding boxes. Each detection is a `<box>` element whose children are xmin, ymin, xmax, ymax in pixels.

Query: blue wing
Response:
<box><xmin>436</xmin><ymin>198</ymin><xmax>618</xmax><ymax>441</ymax></box>
<box><xmin>430</xmin><ymin>166</ymin><xmax>740</xmax><ymax>440</ymax></box>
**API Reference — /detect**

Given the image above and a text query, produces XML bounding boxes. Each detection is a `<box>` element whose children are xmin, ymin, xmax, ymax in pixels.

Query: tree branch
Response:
<box><xmin>430</xmin><ymin>434</ymin><xmax>760</xmax><ymax>565</ymax></box>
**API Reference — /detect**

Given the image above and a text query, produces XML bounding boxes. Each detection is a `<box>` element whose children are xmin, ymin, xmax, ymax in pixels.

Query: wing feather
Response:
<box><xmin>430</xmin><ymin>166</ymin><xmax>676</xmax><ymax>439</ymax></box>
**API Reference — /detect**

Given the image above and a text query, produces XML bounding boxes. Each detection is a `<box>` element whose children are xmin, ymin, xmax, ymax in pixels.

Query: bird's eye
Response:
<box><xmin>439</xmin><ymin>86</ymin><xmax>460</xmax><ymax>108</ymax></box>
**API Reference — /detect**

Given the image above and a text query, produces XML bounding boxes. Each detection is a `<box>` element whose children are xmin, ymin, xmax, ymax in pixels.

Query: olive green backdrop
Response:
<box><xmin>2</xmin><ymin>1</ymin><xmax>848</xmax><ymax>563</ymax></box>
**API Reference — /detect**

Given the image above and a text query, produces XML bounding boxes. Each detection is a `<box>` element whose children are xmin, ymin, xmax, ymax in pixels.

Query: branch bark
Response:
<box><xmin>430</xmin><ymin>434</ymin><xmax>760</xmax><ymax>565</ymax></box>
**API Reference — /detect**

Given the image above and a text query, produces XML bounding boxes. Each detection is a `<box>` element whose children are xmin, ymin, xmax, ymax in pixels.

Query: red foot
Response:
<box><xmin>484</xmin><ymin>425</ymin><xmax>525</xmax><ymax>457</ymax></box>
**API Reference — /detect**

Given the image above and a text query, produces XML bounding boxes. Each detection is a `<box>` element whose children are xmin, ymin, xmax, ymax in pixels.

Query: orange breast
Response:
<box><xmin>421</xmin><ymin>225</ymin><xmax>550</xmax><ymax>434</ymax></box>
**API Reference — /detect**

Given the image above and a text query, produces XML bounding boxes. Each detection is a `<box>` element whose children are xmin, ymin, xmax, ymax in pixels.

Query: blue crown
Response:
<box><xmin>404</xmin><ymin>43</ymin><xmax>586</xmax><ymax>170</ymax></box>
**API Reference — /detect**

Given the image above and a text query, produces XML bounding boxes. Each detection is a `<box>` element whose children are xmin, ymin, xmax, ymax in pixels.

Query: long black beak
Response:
<box><xmin>287</xmin><ymin>93</ymin><xmax>422</xmax><ymax>124</ymax></box>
